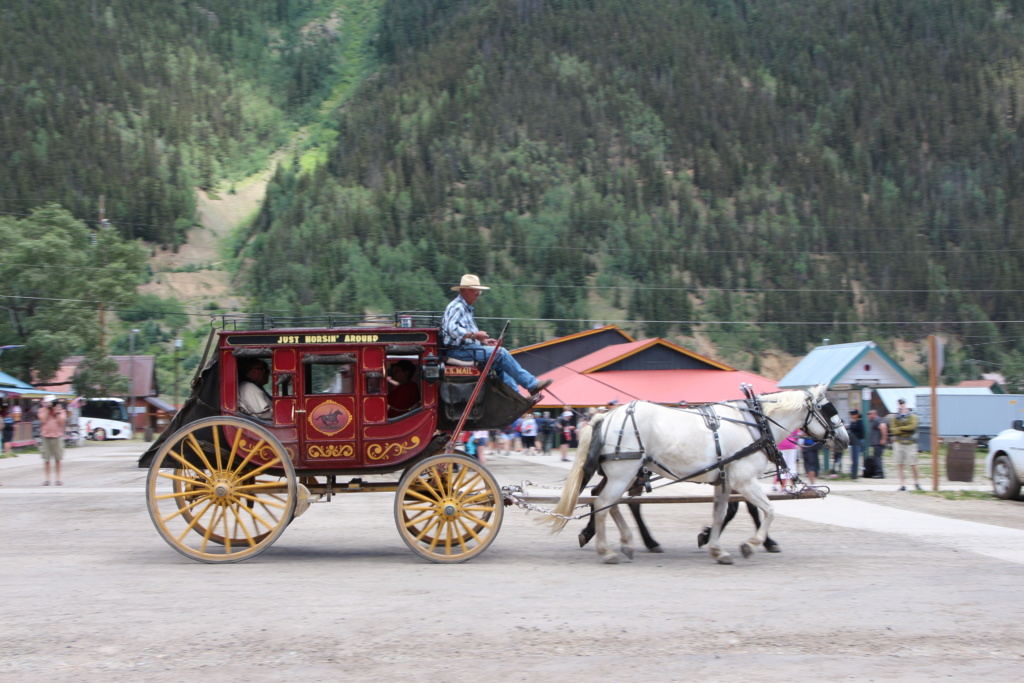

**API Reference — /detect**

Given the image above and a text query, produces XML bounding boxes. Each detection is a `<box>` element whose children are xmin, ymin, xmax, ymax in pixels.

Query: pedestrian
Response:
<box><xmin>774</xmin><ymin>431</ymin><xmax>800</xmax><ymax>491</ymax></box>
<box><xmin>472</xmin><ymin>429</ymin><xmax>489</xmax><ymax>462</ymax></box>
<box><xmin>846</xmin><ymin>409</ymin><xmax>865</xmax><ymax>480</ymax></box>
<box><xmin>38</xmin><ymin>395</ymin><xmax>67</xmax><ymax>486</ymax></box>
<box><xmin>2</xmin><ymin>404</ymin><xmax>14</xmax><ymax>454</ymax></box>
<box><xmin>866</xmin><ymin>408</ymin><xmax>888</xmax><ymax>478</ymax></box>
<box><xmin>510</xmin><ymin>415</ymin><xmax>524</xmax><ymax>452</ymax></box>
<box><xmin>557</xmin><ymin>408</ymin><xmax>576</xmax><ymax>462</ymax></box>
<box><xmin>462</xmin><ymin>431</ymin><xmax>477</xmax><ymax>459</ymax></box>
<box><xmin>520</xmin><ymin>412</ymin><xmax>538</xmax><ymax>453</ymax></box>
<box><xmin>538</xmin><ymin>411</ymin><xmax>556</xmax><ymax>455</ymax></box>
<box><xmin>890</xmin><ymin>398</ymin><xmax>922</xmax><ymax>491</ymax></box>
<box><xmin>799</xmin><ymin>431</ymin><xmax>820</xmax><ymax>485</ymax></box>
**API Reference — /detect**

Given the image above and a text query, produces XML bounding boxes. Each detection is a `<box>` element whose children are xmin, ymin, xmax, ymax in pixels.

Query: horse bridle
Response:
<box><xmin>801</xmin><ymin>390</ymin><xmax>842</xmax><ymax>445</ymax></box>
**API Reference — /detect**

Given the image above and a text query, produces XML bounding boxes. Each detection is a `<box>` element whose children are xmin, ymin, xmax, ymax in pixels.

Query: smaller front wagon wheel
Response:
<box><xmin>394</xmin><ymin>454</ymin><xmax>504</xmax><ymax>563</ymax></box>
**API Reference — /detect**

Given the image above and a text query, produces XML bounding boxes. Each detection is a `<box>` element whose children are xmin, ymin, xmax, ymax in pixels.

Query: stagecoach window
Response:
<box><xmin>275</xmin><ymin>373</ymin><xmax>294</xmax><ymax>397</ymax></box>
<box><xmin>365</xmin><ymin>371</ymin><xmax>384</xmax><ymax>395</ymax></box>
<box><xmin>306</xmin><ymin>362</ymin><xmax>354</xmax><ymax>394</ymax></box>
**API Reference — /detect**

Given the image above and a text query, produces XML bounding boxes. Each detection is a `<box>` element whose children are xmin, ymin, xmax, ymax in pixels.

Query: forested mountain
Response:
<box><xmin>244</xmin><ymin>0</ymin><xmax>1024</xmax><ymax>378</ymax></box>
<box><xmin>5</xmin><ymin>1</ymin><xmax>1024</xmax><ymax>383</ymax></box>
<box><xmin>0</xmin><ymin>0</ymin><xmax>363</xmax><ymax>244</ymax></box>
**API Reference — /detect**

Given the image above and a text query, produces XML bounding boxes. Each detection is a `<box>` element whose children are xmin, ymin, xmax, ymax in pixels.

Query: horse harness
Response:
<box><xmin>597</xmin><ymin>387</ymin><xmax>840</xmax><ymax>488</ymax></box>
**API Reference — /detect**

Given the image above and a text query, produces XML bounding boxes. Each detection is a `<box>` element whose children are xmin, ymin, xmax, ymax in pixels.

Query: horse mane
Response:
<box><xmin>762</xmin><ymin>384</ymin><xmax>824</xmax><ymax>416</ymax></box>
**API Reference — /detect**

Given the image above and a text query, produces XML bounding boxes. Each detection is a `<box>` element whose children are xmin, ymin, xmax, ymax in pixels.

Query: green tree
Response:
<box><xmin>0</xmin><ymin>204</ymin><xmax>146</xmax><ymax>386</ymax></box>
<box><xmin>73</xmin><ymin>350</ymin><xmax>130</xmax><ymax>398</ymax></box>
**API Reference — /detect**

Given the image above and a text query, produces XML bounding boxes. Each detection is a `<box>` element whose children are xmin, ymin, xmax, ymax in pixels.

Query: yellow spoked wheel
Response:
<box><xmin>146</xmin><ymin>416</ymin><xmax>296</xmax><ymax>563</ymax></box>
<box><xmin>394</xmin><ymin>454</ymin><xmax>504</xmax><ymax>563</ymax></box>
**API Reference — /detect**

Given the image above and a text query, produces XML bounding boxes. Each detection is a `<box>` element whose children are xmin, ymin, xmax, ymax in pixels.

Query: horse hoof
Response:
<box><xmin>697</xmin><ymin>527</ymin><xmax>711</xmax><ymax>548</ymax></box>
<box><xmin>578</xmin><ymin>532</ymin><xmax>589</xmax><ymax>548</ymax></box>
<box><xmin>648</xmin><ymin>545</ymin><xmax>664</xmax><ymax>554</ymax></box>
<box><xmin>622</xmin><ymin>546</ymin><xmax>634</xmax><ymax>560</ymax></box>
<box><xmin>716</xmin><ymin>555</ymin><xmax>734</xmax><ymax>565</ymax></box>
<box><xmin>603</xmin><ymin>554</ymin><xmax>620</xmax><ymax>565</ymax></box>
<box><xmin>766</xmin><ymin>542</ymin><xmax>782</xmax><ymax>553</ymax></box>
<box><xmin>740</xmin><ymin>543</ymin><xmax>753</xmax><ymax>559</ymax></box>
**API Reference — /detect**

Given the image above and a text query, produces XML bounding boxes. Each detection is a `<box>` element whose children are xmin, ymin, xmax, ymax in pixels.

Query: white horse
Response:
<box><xmin>549</xmin><ymin>385</ymin><xmax>849</xmax><ymax>564</ymax></box>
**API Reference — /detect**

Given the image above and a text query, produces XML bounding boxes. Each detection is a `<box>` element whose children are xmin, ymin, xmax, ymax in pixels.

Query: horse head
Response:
<box><xmin>800</xmin><ymin>385</ymin><xmax>849</xmax><ymax>451</ymax></box>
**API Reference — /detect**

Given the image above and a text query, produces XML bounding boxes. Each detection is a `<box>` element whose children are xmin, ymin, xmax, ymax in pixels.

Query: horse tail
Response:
<box><xmin>549</xmin><ymin>412</ymin><xmax>607</xmax><ymax>533</ymax></box>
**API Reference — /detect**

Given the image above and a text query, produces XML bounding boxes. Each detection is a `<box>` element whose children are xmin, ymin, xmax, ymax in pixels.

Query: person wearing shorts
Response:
<box><xmin>890</xmin><ymin>399</ymin><xmax>921</xmax><ymax>491</ymax></box>
<box><xmin>38</xmin><ymin>395</ymin><xmax>67</xmax><ymax>486</ymax></box>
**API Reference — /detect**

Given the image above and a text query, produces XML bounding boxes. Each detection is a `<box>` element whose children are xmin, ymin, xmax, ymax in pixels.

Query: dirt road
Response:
<box><xmin>2</xmin><ymin>443</ymin><xmax>1022</xmax><ymax>681</ymax></box>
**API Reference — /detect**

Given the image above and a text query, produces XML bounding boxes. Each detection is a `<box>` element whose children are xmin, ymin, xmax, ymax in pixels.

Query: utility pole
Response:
<box><xmin>929</xmin><ymin>335</ymin><xmax>943</xmax><ymax>492</ymax></box>
<box><xmin>129</xmin><ymin>328</ymin><xmax>139</xmax><ymax>432</ymax></box>
<box><xmin>173</xmin><ymin>337</ymin><xmax>183</xmax><ymax>409</ymax></box>
<box><xmin>97</xmin><ymin>196</ymin><xmax>106</xmax><ymax>350</ymax></box>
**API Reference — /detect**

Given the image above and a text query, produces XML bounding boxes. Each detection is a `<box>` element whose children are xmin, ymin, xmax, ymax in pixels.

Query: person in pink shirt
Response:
<box><xmin>773</xmin><ymin>431</ymin><xmax>800</xmax><ymax>491</ymax></box>
<box><xmin>37</xmin><ymin>395</ymin><xmax>67</xmax><ymax>486</ymax></box>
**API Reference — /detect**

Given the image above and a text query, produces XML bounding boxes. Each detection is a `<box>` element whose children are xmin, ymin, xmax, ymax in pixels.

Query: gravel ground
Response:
<box><xmin>1</xmin><ymin>442</ymin><xmax>1023</xmax><ymax>681</ymax></box>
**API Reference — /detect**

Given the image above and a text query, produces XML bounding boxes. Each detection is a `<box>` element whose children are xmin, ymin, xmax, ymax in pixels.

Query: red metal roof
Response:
<box><xmin>532</xmin><ymin>367</ymin><xmax>778</xmax><ymax>408</ymax></box>
<box><xmin>523</xmin><ymin>335</ymin><xmax>776</xmax><ymax>408</ymax></box>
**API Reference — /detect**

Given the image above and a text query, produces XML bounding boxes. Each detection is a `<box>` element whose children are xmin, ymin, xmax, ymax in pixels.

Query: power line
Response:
<box><xmin>4</xmin><ymin>293</ymin><xmax>1024</xmax><ymax>327</ymax></box>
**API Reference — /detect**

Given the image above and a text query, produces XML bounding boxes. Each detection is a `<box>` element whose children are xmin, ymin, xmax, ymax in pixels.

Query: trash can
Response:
<box><xmin>946</xmin><ymin>441</ymin><xmax>975</xmax><ymax>482</ymax></box>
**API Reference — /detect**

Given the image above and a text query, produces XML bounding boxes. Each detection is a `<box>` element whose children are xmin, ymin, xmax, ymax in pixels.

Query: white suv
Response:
<box><xmin>986</xmin><ymin>420</ymin><xmax>1024</xmax><ymax>500</ymax></box>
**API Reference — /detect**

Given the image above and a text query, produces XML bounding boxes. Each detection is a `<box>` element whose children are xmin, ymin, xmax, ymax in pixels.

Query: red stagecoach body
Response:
<box><xmin>139</xmin><ymin>313</ymin><xmax>531</xmax><ymax>564</ymax></box>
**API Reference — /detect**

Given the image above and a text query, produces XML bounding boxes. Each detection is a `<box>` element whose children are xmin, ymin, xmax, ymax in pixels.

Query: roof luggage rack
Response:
<box><xmin>211</xmin><ymin>312</ymin><xmax>446</xmax><ymax>331</ymax></box>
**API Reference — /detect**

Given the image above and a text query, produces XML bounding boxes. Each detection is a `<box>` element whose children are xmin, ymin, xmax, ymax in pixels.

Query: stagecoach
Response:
<box><xmin>139</xmin><ymin>313</ymin><xmax>535</xmax><ymax>564</ymax></box>
<box><xmin>141</xmin><ymin>313</ymin><xmax>848</xmax><ymax>566</ymax></box>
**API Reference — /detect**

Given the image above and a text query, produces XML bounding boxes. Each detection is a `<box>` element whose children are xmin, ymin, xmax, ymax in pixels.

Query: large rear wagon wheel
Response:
<box><xmin>146</xmin><ymin>416</ymin><xmax>296</xmax><ymax>563</ymax></box>
<box><xmin>394</xmin><ymin>454</ymin><xmax>504</xmax><ymax>563</ymax></box>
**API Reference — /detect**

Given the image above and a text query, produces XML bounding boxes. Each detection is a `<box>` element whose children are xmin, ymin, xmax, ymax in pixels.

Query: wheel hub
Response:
<box><xmin>211</xmin><ymin>474</ymin><xmax>237</xmax><ymax>503</ymax></box>
<box><xmin>440</xmin><ymin>500</ymin><xmax>459</xmax><ymax>519</ymax></box>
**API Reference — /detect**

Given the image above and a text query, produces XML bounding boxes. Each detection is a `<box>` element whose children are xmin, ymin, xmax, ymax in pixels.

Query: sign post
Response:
<box><xmin>929</xmin><ymin>335</ymin><xmax>943</xmax><ymax>491</ymax></box>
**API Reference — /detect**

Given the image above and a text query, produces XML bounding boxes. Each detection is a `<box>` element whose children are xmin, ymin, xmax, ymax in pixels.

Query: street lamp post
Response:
<box><xmin>173</xmin><ymin>338</ymin><xmax>183</xmax><ymax>409</ymax></box>
<box><xmin>129</xmin><ymin>329</ymin><xmax>139</xmax><ymax>433</ymax></box>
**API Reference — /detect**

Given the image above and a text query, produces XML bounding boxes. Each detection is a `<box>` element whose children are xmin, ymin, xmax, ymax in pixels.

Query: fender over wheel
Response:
<box><xmin>146</xmin><ymin>416</ymin><xmax>296</xmax><ymax>563</ymax></box>
<box><xmin>394</xmin><ymin>453</ymin><xmax>503</xmax><ymax>563</ymax></box>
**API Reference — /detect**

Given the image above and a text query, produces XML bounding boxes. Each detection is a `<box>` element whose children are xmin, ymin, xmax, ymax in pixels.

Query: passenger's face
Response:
<box><xmin>461</xmin><ymin>288</ymin><xmax>481</xmax><ymax>305</ymax></box>
<box><xmin>248</xmin><ymin>364</ymin><xmax>269</xmax><ymax>384</ymax></box>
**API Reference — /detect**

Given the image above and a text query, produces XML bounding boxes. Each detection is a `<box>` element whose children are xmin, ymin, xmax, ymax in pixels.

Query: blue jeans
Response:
<box><xmin>447</xmin><ymin>344</ymin><xmax>538</xmax><ymax>392</ymax></box>
<box><xmin>849</xmin><ymin>438</ymin><xmax>863</xmax><ymax>478</ymax></box>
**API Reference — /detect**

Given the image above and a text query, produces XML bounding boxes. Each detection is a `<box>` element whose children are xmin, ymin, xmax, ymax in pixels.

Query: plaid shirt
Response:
<box><xmin>441</xmin><ymin>294</ymin><xmax>479</xmax><ymax>347</ymax></box>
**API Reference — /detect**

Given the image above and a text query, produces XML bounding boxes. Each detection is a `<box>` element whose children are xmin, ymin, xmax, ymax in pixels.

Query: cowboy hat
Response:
<box><xmin>451</xmin><ymin>274</ymin><xmax>490</xmax><ymax>291</ymax></box>
<box><xmin>43</xmin><ymin>394</ymin><xmax>56</xmax><ymax>404</ymax></box>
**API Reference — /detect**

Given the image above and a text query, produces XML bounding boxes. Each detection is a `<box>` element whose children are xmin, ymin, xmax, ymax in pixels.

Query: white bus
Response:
<box><xmin>78</xmin><ymin>398</ymin><xmax>133</xmax><ymax>441</ymax></box>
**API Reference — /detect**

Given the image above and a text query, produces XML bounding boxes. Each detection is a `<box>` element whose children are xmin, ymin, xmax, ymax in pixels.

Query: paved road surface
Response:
<box><xmin>2</xmin><ymin>442</ymin><xmax>1022</xmax><ymax>681</ymax></box>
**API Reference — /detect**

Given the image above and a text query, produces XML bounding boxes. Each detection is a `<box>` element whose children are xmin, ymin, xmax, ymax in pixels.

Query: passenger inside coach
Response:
<box><xmin>237</xmin><ymin>358</ymin><xmax>273</xmax><ymax>421</ymax></box>
<box><xmin>387</xmin><ymin>359</ymin><xmax>421</xmax><ymax>418</ymax></box>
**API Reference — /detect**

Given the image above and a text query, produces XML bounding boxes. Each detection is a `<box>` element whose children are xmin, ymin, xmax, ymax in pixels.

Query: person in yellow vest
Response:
<box><xmin>890</xmin><ymin>398</ymin><xmax>921</xmax><ymax>491</ymax></box>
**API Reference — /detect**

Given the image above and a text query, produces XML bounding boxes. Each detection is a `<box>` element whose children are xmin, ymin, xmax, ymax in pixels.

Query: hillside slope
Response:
<box><xmin>0</xmin><ymin>0</ymin><xmax>366</xmax><ymax>245</ymax></box>
<box><xmin>244</xmin><ymin>0</ymin><xmax>1024</xmax><ymax>379</ymax></box>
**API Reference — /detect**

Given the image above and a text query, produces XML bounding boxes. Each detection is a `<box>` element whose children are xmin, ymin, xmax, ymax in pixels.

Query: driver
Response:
<box><xmin>441</xmin><ymin>274</ymin><xmax>551</xmax><ymax>397</ymax></box>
